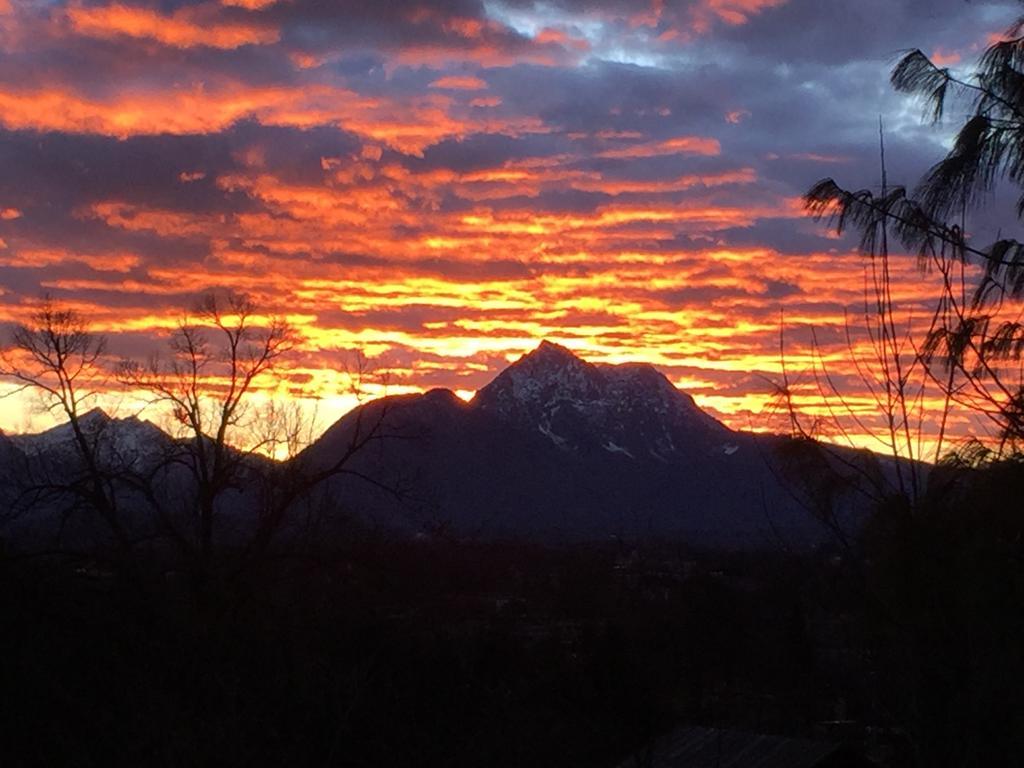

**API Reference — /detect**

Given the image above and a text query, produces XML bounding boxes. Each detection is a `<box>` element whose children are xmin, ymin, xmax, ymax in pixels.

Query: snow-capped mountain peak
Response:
<box><xmin>471</xmin><ymin>341</ymin><xmax>729</xmax><ymax>458</ymax></box>
<box><xmin>473</xmin><ymin>341</ymin><xmax>601</xmax><ymax>414</ymax></box>
<box><xmin>12</xmin><ymin>407</ymin><xmax>172</xmax><ymax>467</ymax></box>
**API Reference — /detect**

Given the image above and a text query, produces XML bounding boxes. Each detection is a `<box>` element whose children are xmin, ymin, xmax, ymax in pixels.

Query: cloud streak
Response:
<box><xmin>0</xmin><ymin>0</ymin><xmax>1019</xmax><ymax>452</ymax></box>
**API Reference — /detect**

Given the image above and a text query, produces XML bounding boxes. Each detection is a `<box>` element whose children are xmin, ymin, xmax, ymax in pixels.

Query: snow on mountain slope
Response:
<box><xmin>301</xmin><ymin>340</ymin><xmax>867</xmax><ymax>545</ymax></box>
<box><xmin>11</xmin><ymin>408</ymin><xmax>173</xmax><ymax>469</ymax></box>
<box><xmin>472</xmin><ymin>341</ymin><xmax>733</xmax><ymax>460</ymax></box>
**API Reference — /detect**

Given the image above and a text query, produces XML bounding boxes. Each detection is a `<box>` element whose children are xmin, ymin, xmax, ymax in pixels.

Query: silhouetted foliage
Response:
<box><xmin>806</xmin><ymin>16</ymin><xmax>1024</xmax><ymax>453</ymax></box>
<box><xmin>798</xmin><ymin>13</ymin><xmax>1024</xmax><ymax>767</ymax></box>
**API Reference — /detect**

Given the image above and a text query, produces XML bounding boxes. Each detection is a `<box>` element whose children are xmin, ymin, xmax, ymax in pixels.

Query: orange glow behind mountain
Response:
<box><xmin>0</xmin><ymin>0</ymin><xmax>1012</xmax><ymax>457</ymax></box>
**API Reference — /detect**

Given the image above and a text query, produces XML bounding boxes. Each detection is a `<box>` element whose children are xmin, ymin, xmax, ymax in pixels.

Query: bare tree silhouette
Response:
<box><xmin>116</xmin><ymin>291</ymin><xmax>292</xmax><ymax>595</ymax></box>
<box><xmin>0</xmin><ymin>300</ymin><xmax>130</xmax><ymax>551</ymax></box>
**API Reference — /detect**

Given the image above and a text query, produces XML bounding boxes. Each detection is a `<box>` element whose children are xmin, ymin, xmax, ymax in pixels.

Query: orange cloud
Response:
<box><xmin>444</xmin><ymin>16</ymin><xmax>488</xmax><ymax>39</ymax></box>
<box><xmin>534</xmin><ymin>27</ymin><xmax>590</xmax><ymax>52</ymax></box>
<box><xmin>429</xmin><ymin>75</ymin><xmax>489</xmax><ymax>90</ymax></box>
<box><xmin>289</xmin><ymin>52</ymin><xmax>324</xmax><ymax>70</ymax></box>
<box><xmin>0</xmin><ymin>196</ymin><xmax>987</xmax><ymax>458</ymax></box>
<box><xmin>0</xmin><ymin>248</ymin><xmax>140</xmax><ymax>272</ymax></box>
<box><xmin>572</xmin><ymin>168</ymin><xmax>758</xmax><ymax>195</ymax></box>
<box><xmin>66</xmin><ymin>2</ymin><xmax>279</xmax><ymax>50</ymax></box>
<box><xmin>0</xmin><ymin>83</ymin><xmax>549</xmax><ymax>155</ymax></box>
<box><xmin>930</xmin><ymin>47</ymin><xmax>961</xmax><ymax>66</ymax></box>
<box><xmin>598</xmin><ymin>136</ymin><xmax>722</xmax><ymax>158</ymax></box>
<box><xmin>631</xmin><ymin>0</ymin><xmax>665</xmax><ymax>29</ymax></box>
<box><xmin>470</xmin><ymin>96</ymin><xmax>503</xmax><ymax>108</ymax></box>
<box><xmin>0</xmin><ymin>85</ymin><xmax>303</xmax><ymax>138</ymax></box>
<box><xmin>595</xmin><ymin>130</ymin><xmax>644</xmax><ymax>140</ymax></box>
<box><xmin>221</xmin><ymin>0</ymin><xmax>278</xmax><ymax>8</ymax></box>
<box><xmin>651</xmin><ymin>0</ymin><xmax>787</xmax><ymax>40</ymax></box>
<box><xmin>390</xmin><ymin>7</ymin><xmax>571</xmax><ymax>68</ymax></box>
<box><xmin>788</xmin><ymin>152</ymin><xmax>851</xmax><ymax>164</ymax></box>
<box><xmin>391</xmin><ymin>42</ymin><xmax>565</xmax><ymax>69</ymax></box>
<box><xmin>692</xmin><ymin>0</ymin><xmax>788</xmax><ymax>30</ymax></box>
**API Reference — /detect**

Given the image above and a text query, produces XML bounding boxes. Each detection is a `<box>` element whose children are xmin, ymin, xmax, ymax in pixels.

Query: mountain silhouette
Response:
<box><xmin>304</xmin><ymin>341</ymin><xmax>874</xmax><ymax>547</ymax></box>
<box><xmin>1</xmin><ymin>342</ymin><xmax>883</xmax><ymax>549</ymax></box>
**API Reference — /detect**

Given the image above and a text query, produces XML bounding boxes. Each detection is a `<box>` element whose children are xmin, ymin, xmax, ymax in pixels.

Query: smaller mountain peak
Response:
<box><xmin>421</xmin><ymin>388</ymin><xmax>466</xmax><ymax>407</ymax></box>
<box><xmin>536</xmin><ymin>339</ymin><xmax>574</xmax><ymax>353</ymax></box>
<box><xmin>79</xmin><ymin>407</ymin><xmax>111</xmax><ymax>423</ymax></box>
<box><xmin>473</xmin><ymin>340</ymin><xmax>599</xmax><ymax>414</ymax></box>
<box><xmin>504</xmin><ymin>340</ymin><xmax>593</xmax><ymax>380</ymax></box>
<box><xmin>525</xmin><ymin>339</ymin><xmax>584</xmax><ymax>364</ymax></box>
<box><xmin>32</xmin><ymin>407</ymin><xmax>114</xmax><ymax>438</ymax></box>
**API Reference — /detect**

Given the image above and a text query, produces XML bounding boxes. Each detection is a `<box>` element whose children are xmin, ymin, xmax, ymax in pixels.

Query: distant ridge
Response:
<box><xmin>10</xmin><ymin>407</ymin><xmax>172</xmax><ymax>468</ymax></box>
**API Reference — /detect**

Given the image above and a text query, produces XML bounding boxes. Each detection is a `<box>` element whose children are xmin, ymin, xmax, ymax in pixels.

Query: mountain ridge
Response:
<box><xmin>4</xmin><ymin>342</ymin><xmax>876</xmax><ymax>548</ymax></box>
<box><xmin>303</xmin><ymin>341</ymin><xmax>871</xmax><ymax>546</ymax></box>
<box><xmin>470</xmin><ymin>340</ymin><xmax>733</xmax><ymax>461</ymax></box>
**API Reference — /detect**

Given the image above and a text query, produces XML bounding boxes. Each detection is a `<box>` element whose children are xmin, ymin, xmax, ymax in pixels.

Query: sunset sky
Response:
<box><xmin>0</xmin><ymin>0</ymin><xmax>1019</xmax><ymax>454</ymax></box>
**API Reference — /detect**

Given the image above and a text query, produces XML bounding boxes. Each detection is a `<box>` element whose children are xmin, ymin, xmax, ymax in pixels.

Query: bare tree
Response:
<box><xmin>1</xmin><ymin>290</ymin><xmax>412</xmax><ymax>615</ymax></box>
<box><xmin>114</xmin><ymin>290</ymin><xmax>404</xmax><ymax>606</ymax></box>
<box><xmin>116</xmin><ymin>290</ymin><xmax>292</xmax><ymax>595</ymax></box>
<box><xmin>0</xmin><ymin>300</ymin><xmax>131</xmax><ymax>549</ymax></box>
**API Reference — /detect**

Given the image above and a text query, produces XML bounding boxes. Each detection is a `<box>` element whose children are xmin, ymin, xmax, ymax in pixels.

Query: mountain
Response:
<box><xmin>304</xmin><ymin>342</ymin><xmax>873</xmax><ymax>547</ymax></box>
<box><xmin>10</xmin><ymin>408</ymin><xmax>174</xmax><ymax>470</ymax></box>
<box><xmin>1</xmin><ymin>408</ymin><xmax>273</xmax><ymax>550</ymax></box>
<box><xmin>0</xmin><ymin>343</ymin><xmax>879</xmax><ymax>550</ymax></box>
<box><xmin>0</xmin><ymin>429</ymin><xmax>26</xmax><ymax>510</ymax></box>
<box><xmin>473</xmin><ymin>340</ymin><xmax>732</xmax><ymax>460</ymax></box>
<box><xmin>0</xmin><ymin>409</ymin><xmax>177</xmax><ymax>550</ymax></box>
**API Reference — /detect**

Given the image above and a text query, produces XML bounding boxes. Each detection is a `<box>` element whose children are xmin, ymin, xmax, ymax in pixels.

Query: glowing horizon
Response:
<box><xmin>0</xmin><ymin>0</ymin><xmax>1017</xmax><ymax>459</ymax></box>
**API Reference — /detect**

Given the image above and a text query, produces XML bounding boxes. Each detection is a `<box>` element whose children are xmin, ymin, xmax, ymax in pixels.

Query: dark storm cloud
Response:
<box><xmin>0</xmin><ymin>130</ymin><xmax>247</xmax><ymax>212</ymax></box>
<box><xmin>709</xmin><ymin>218</ymin><xmax>838</xmax><ymax>256</ymax></box>
<box><xmin>717</xmin><ymin>0</ymin><xmax>1020</xmax><ymax>64</ymax></box>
